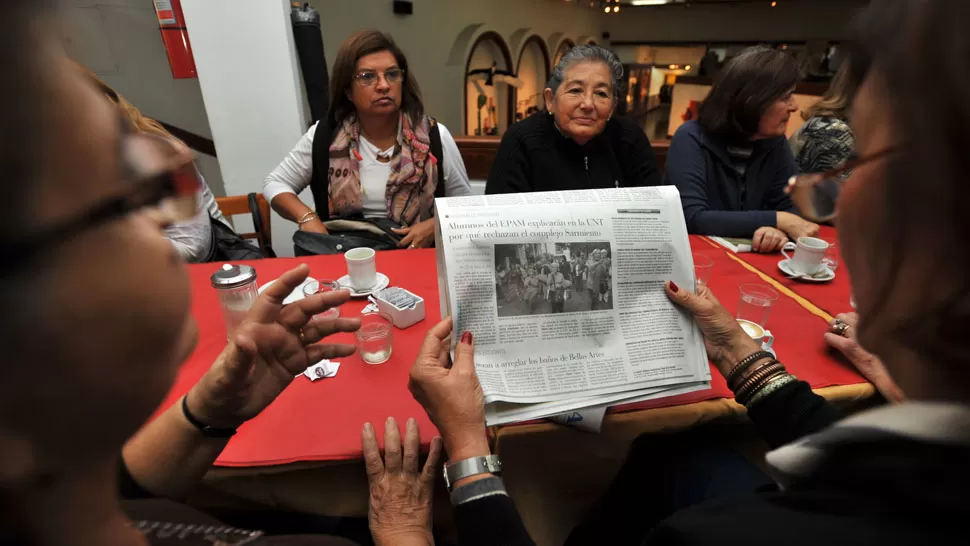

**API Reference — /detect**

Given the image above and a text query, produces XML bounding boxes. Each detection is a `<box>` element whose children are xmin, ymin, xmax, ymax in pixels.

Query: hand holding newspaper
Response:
<box><xmin>434</xmin><ymin>187</ymin><xmax>711</xmax><ymax>426</ymax></box>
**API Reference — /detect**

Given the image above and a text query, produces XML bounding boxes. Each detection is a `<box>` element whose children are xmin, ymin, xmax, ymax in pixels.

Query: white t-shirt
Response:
<box><xmin>263</xmin><ymin>121</ymin><xmax>471</xmax><ymax>220</ymax></box>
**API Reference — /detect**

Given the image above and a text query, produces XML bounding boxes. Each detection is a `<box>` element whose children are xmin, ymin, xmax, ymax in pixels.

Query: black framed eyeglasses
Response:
<box><xmin>786</xmin><ymin>147</ymin><xmax>898</xmax><ymax>222</ymax></box>
<box><xmin>0</xmin><ymin>118</ymin><xmax>201</xmax><ymax>271</ymax></box>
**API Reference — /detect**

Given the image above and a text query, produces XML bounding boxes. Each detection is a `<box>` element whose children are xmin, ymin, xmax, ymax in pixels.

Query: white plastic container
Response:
<box><xmin>374</xmin><ymin>287</ymin><xmax>425</xmax><ymax>329</ymax></box>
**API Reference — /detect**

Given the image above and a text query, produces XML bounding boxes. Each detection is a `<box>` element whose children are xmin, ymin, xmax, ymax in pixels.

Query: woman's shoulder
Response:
<box><xmin>801</xmin><ymin>116</ymin><xmax>853</xmax><ymax>138</ymax></box>
<box><xmin>503</xmin><ymin>112</ymin><xmax>554</xmax><ymax>144</ymax></box>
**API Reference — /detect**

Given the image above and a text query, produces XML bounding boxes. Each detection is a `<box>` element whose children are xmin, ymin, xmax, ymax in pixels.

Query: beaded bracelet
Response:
<box><xmin>745</xmin><ymin>374</ymin><xmax>798</xmax><ymax>407</ymax></box>
<box><xmin>725</xmin><ymin>350</ymin><xmax>775</xmax><ymax>390</ymax></box>
<box><xmin>737</xmin><ymin>369</ymin><xmax>789</xmax><ymax>405</ymax></box>
<box><xmin>734</xmin><ymin>362</ymin><xmax>786</xmax><ymax>403</ymax></box>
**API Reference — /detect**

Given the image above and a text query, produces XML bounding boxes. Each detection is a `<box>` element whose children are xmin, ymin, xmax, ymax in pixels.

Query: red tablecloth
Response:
<box><xmin>725</xmin><ymin>226</ymin><xmax>853</xmax><ymax>318</ymax></box>
<box><xmin>612</xmin><ymin>235</ymin><xmax>864</xmax><ymax>414</ymax></box>
<box><xmin>164</xmin><ymin>234</ymin><xmax>865</xmax><ymax>467</ymax></box>
<box><xmin>159</xmin><ymin>249</ymin><xmax>442</xmax><ymax>467</ymax></box>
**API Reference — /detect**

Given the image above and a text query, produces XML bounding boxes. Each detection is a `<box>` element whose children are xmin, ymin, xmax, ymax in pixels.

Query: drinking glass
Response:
<box><xmin>694</xmin><ymin>255</ymin><xmax>714</xmax><ymax>288</ymax></box>
<box><xmin>357</xmin><ymin>311</ymin><xmax>394</xmax><ymax>364</ymax></box>
<box><xmin>303</xmin><ymin>279</ymin><xmax>341</xmax><ymax>320</ymax></box>
<box><xmin>822</xmin><ymin>245</ymin><xmax>839</xmax><ymax>273</ymax></box>
<box><xmin>737</xmin><ymin>283</ymin><xmax>779</xmax><ymax>328</ymax></box>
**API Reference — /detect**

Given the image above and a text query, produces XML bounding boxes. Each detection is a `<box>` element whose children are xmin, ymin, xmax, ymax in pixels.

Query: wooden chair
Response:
<box><xmin>216</xmin><ymin>193</ymin><xmax>276</xmax><ymax>257</ymax></box>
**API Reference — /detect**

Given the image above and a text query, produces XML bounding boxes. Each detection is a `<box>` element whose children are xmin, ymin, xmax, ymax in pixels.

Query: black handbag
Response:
<box><xmin>207</xmin><ymin>218</ymin><xmax>267</xmax><ymax>262</ymax></box>
<box><xmin>293</xmin><ymin>218</ymin><xmax>403</xmax><ymax>256</ymax></box>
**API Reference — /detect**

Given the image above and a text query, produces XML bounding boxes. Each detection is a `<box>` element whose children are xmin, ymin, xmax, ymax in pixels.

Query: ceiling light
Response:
<box><xmin>668</xmin><ymin>64</ymin><xmax>677</xmax><ymax>69</ymax></box>
<box><xmin>685</xmin><ymin>65</ymin><xmax>691</xmax><ymax>71</ymax></box>
<box><xmin>604</xmin><ymin>6</ymin><xmax>610</xmax><ymax>12</ymax></box>
<box><xmin>631</xmin><ymin>0</ymin><xmax>672</xmax><ymax>5</ymax></box>
<box><xmin>614</xmin><ymin>5</ymin><xmax>620</xmax><ymax>12</ymax></box>
<box><xmin>771</xmin><ymin>1</ymin><xmax>777</xmax><ymax>6</ymax></box>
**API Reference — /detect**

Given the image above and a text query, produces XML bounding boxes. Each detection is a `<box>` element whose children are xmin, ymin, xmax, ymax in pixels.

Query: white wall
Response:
<box><xmin>181</xmin><ymin>0</ymin><xmax>310</xmax><ymax>257</ymax></box>
<box><xmin>606</xmin><ymin>1</ymin><xmax>867</xmax><ymax>44</ymax></box>
<box><xmin>58</xmin><ymin>0</ymin><xmax>224</xmax><ymax>196</ymax></box>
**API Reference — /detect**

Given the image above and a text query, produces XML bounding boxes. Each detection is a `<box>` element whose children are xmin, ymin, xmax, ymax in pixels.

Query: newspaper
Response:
<box><xmin>434</xmin><ymin>187</ymin><xmax>711</xmax><ymax>426</ymax></box>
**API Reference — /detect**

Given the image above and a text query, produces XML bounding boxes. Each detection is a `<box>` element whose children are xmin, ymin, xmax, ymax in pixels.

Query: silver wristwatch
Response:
<box><xmin>443</xmin><ymin>455</ymin><xmax>503</xmax><ymax>490</ymax></box>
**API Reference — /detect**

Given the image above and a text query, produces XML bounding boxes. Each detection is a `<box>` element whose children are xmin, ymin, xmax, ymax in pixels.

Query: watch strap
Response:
<box><xmin>181</xmin><ymin>396</ymin><xmax>237</xmax><ymax>438</ymax></box>
<box><xmin>444</xmin><ymin>455</ymin><xmax>502</xmax><ymax>490</ymax></box>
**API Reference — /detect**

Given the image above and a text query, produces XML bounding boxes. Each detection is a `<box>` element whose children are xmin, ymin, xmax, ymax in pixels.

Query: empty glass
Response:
<box><xmin>737</xmin><ymin>283</ymin><xmax>779</xmax><ymax>328</ymax></box>
<box><xmin>303</xmin><ymin>279</ymin><xmax>341</xmax><ymax>320</ymax></box>
<box><xmin>694</xmin><ymin>255</ymin><xmax>714</xmax><ymax>288</ymax></box>
<box><xmin>357</xmin><ymin>311</ymin><xmax>394</xmax><ymax>365</ymax></box>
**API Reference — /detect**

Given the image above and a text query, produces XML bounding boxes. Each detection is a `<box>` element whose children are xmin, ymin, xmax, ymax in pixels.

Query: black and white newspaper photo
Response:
<box><xmin>495</xmin><ymin>242</ymin><xmax>614</xmax><ymax>317</ymax></box>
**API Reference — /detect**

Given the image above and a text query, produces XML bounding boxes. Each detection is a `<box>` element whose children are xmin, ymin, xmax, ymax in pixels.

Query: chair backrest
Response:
<box><xmin>216</xmin><ymin>193</ymin><xmax>274</xmax><ymax>256</ymax></box>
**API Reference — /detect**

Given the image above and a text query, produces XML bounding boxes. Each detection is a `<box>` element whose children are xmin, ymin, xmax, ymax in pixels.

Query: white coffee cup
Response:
<box><xmin>345</xmin><ymin>247</ymin><xmax>377</xmax><ymax>290</ymax></box>
<box><xmin>737</xmin><ymin>318</ymin><xmax>775</xmax><ymax>352</ymax></box>
<box><xmin>781</xmin><ymin>237</ymin><xmax>830</xmax><ymax>275</ymax></box>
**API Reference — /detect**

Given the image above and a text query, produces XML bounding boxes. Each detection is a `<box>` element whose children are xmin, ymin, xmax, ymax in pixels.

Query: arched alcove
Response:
<box><xmin>464</xmin><ymin>31</ymin><xmax>514</xmax><ymax>136</ymax></box>
<box><xmin>553</xmin><ymin>38</ymin><xmax>576</xmax><ymax>67</ymax></box>
<box><xmin>515</xmin><ymin>36</ymin><xmax>551</xmax><ymax>122</ymax></box>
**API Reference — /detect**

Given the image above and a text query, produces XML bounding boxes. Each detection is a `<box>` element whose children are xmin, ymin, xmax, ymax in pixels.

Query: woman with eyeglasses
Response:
<box><xmin>405</xmin><ymin>2</ymin><xmax>970</xmax><ymax>543</ymax></box>
<box><xmin>664</xmin><ymin>46</ymin><xmax>821</xmax><ymax>253</ymax></box>
<box><xmin>0</xmin><ymin>3</ymin><xmax>415</xmax><ymax>543</ymax></box>
<box><xmin>264</xmin><ymin>29</ymin><xmax>471</xmax><ymax>251</ymax></box>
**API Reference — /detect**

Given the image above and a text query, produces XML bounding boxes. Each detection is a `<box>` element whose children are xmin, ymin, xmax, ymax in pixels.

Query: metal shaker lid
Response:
<box><xmin>210</xmin><ymin>264</ymin><xmax>257</xmax><ymax>289</ymax></box>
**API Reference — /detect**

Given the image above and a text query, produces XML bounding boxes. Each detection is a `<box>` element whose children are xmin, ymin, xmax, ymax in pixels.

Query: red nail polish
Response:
<box><xmin>461</xmin><ymin>331</ymin><xmax>473</xmax><ymax>345</ymax></box>
<box><xmin>669</xmin><ymin>281</ymin><xmax>680</xmax><ymax>293</ymax></box>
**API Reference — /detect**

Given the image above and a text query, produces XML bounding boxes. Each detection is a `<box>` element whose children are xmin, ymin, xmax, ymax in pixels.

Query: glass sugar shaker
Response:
<box><xmin>210</xmin><ymin>264</ymin><xmax>259</xmax><ymax>339</ymax></box>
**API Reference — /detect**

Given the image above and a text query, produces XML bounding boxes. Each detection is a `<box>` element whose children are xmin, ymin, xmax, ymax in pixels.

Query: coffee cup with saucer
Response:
<box><xmin>737</xmin><ymin>318</ymin><xmax>776</xmax><ymax>356</ymax></box>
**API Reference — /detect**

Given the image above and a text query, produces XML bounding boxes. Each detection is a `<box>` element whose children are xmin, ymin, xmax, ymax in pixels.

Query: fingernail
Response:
<box><xmin>461</xmin><ymin>331</ymin><xmax>473</xmax><ymax>345</ymax></box>
<box><xmin>364</xmin><ymin>422</ymin><xmax>373</xmax><ymax>433</ymax></box>
<box><xmin>387</xmin><ymin>417</ymin><xmax>396</xmax><ymax>426</ymax></box>
<box><xmin>407</xmin><ymin>417</ymin><xmax>416</xmax><ymax>427</ymax></box>
<box><xmin>669</xmin><ymin>281</ymin><xmax>679</xmax><ymax>293</ymax></box>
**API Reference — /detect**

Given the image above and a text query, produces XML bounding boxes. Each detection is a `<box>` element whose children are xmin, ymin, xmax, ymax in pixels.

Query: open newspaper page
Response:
<box><xmin>434</xmin><ymin>187</ymin><xmax>710</xmax><ymax>423</ymax></box>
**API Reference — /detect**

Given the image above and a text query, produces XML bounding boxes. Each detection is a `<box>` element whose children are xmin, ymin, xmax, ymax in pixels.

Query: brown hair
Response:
<box><xmin>697</xmin><ymin>46</ymin><xmax>799</xmax><ymax>142</ymax></box>
<box><xmin>801</xmin><ymin>53</ymin><xmax>870</xmax><ymax>121</ymax></box>
<box><xmin>851</xmin><ymin>0</ymin><xmax>970</xmax><ymax>385</ymax></box>
<box><xmin>327</xmin><ymin>29</ymin><xmax>424</xmax><ymax>129</ymax></box>
<box><xmin>71</xmin><ymin>61</ymin><xmax>172</xmax><ymax>138</ymax></box>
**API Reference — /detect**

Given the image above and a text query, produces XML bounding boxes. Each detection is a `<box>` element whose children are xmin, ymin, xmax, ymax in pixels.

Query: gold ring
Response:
<box><xmin>410</xmin><ymin>244</ymin><xmax>416</xmax><ymax>248</ymax></box>
<box><xmin>299</xmin><ymin>329</ymin><xmax>306</xmax><ymax>344</ymax></box>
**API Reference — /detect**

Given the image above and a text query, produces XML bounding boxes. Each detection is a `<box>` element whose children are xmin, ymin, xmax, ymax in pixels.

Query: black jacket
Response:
<box><xmin>485</xmin><ymin>112</ymin><xmax>662</xmax><ymax>194</ymax></box>
<box><xmin>455</xmin><ymin>383</ymin><xmax>969</xmax><ymax>546</ymax></box>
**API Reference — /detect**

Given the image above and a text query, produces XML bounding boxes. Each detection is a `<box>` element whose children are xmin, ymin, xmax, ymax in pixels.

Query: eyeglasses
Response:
<box><xmin>0</xmin><ymin>116</ymin><xmax>201</xmax><ymax>271</ymax></box>
<box><xmin>786</xmin><ymin>147</ymin><xmax>897</xmax><ymax>222</ymax></box>
<box><xmin>353</xmin><ymin>68</ymin><xmax>405</xmax><ymax>88</ymax></box>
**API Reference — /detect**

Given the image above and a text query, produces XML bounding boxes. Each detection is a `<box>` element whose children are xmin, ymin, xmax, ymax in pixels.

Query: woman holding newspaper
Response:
<box><xmin>485</xmin><ymin>46</ymin><xmax>662</xmax><ymax>194</ymax></box>
<box><xmin>404</xmin><ymin>3</ymin><xmax>970</xmax><ymax>544</ymax></box>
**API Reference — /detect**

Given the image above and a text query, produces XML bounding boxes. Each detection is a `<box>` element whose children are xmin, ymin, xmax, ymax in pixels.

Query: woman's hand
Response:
<box><xmin>824</xmin><ymin>312</ymin><xmax>905</xmax><ymax>403</ymax></box>
<box><xmin>664</xmin><ymin>281</ymin><xmax>762</xmax><ymax>377</ymax></box>
<box><xmin>300</xmin><ymin>218</ymin><xmax>329</xmax><ymax>235</ymax></box>
<box><xmin>752</xmin><ymin>226</ymin><xmax>789</xmax><ymax>253</ymax></box>
<box><xmin>777</xmin><ymin>211</ymin><xmax>820</xmax><ymax>241</ymax></box>
<box><xmin>409</xmin><ymin>318</ymin><xmax>489</xmax><ymax>462</ymax></box>
<box><xmin>186</xmin><ymin>264</ymin><xmax>361</xmax><ymax>428</ymax></box>
<box><xmin>362</xmin><ymin>417</ymin><xmax>442</xmax><ymax>546</ymax></box>
<box><xmin>393</xmin><ymin>219</ymin><xmax>436</xmax><ymax>249</ymax></box>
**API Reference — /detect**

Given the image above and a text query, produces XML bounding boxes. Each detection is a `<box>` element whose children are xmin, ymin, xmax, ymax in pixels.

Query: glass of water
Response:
<box><xmin>737</xmin><ymin>283</ymin><xmax>779</xmax><ymax>328</ymax></box>
<box><xmin>357</xmin><ymin>311</ymin><xmax>394</xmax><ymax>365</ymax></box>
<box><xmin>303</xmin><ymin>279</ymin><xmax>341</xmax><ymax>320</ymax></box>
<box><xmin>694</xmin><ymin>255</ymin><xmax>714</xmax><ymax>288</ymax></box>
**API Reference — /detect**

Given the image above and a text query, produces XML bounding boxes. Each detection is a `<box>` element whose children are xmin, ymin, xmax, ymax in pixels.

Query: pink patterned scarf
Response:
<box><xmin>327</xmin><ymin>112</ymin><xmax>438</xmax><ymax>226</ymax></box>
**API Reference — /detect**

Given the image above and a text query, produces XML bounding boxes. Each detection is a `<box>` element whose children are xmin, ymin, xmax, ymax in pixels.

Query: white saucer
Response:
<box><xmin>778</xmin><ymin>259</ymin><xmax>835</xmax><ymax>283</ymax></box>
<box><xmin>337</xmin><ymin>273</ymin><xmax>390</xmax><ymax>298</ymax></box>
<box><xmin>258</xmin><ymin>276</ymin><xmax>317</xmax><ymax>305</ymax></box>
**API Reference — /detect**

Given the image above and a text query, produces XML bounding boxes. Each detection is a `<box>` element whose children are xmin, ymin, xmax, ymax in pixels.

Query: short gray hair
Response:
<box><xmin>546</xmin><ymin>45</ymin><xmax>625</xmax><ymax>103</ymax></box>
